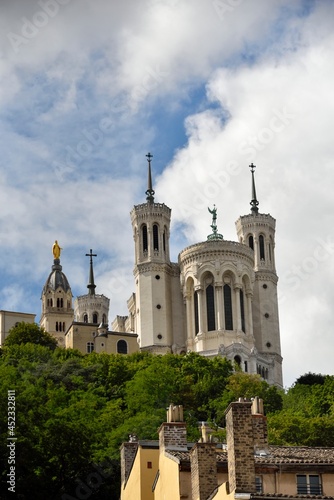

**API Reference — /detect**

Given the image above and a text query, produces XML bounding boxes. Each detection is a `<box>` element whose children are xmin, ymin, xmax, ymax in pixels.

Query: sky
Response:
<box><xmin>0</xmin><ymin>0</ymin><xmax>333</xmax><ymax>388</ymax></box>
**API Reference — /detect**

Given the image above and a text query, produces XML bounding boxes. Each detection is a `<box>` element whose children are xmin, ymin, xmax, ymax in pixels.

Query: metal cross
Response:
<box><xmin>249</xmin><ymin>163</ymin><xmax>256</xmax><ymax>173</ymax></box>
<box><xmin>85</xmin><ymin>249</ymin><xmax>97</xmax><ymax>264</ymax></box>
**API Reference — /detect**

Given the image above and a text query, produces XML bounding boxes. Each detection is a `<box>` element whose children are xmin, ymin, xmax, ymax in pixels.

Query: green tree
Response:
<box><xmin>4</xmin><ymin>322</ymin><xmax>57</xmax><ymax>350</ymax></box>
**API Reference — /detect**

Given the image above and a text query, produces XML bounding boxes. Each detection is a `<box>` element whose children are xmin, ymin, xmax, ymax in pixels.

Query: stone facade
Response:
<box><xmin>114</xmin><ymin>163</ymin><xmax>283</xmax><ymax>387</ymax></box>
<box><xmin>0</xmin><ymin>310</ymin><xmax>36</xmax><ymax>346</ymax></box>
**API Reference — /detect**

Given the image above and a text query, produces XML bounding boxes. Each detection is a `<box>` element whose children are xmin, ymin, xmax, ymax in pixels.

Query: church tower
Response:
<box><xmin>40</xmin><ymin>241</ymin><xmax>74</xmax><ymax>346</ymax></box>
<box><xmin>130</xmin><ymin>153</ymin><xmax>183</xmax><ymax>353</ymax></box>
<box><xmin>235</xmin><ymin>164</ymin><xmax>282</xmax><ymax>386</ymax></box>
<box><xmin>74</xmin><ymin>249</ymin><xmax>110</xmax><ymax>326</ymax></box>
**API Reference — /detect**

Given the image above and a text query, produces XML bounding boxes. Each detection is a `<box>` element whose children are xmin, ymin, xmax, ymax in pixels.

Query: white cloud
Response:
<box><xmin>0</xmin><ymin>0</ymin><xmax>333</xmax><ymax>387</ymax></box>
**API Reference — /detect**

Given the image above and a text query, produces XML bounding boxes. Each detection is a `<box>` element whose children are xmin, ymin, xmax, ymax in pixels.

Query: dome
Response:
<box><xmin>43</xmin><ymin>259</ymin><xmax>71</xmax><ymax>294</ymax></box>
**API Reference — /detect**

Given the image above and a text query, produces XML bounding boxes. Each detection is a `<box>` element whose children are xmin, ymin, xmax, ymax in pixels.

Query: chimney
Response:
<box><xmin>190</xmin><ymin>423</ymin><xmax>217</xmax><ymax>500</ymax></box>
<box><xmin>251</xmin><ymin>396</ymin><xmax>268</xmax><ymax>448</ymax></box>
<box><xmin>120</xmin><ymin>435</ymin><xmax>138</xmax><ymax>486</ymax></box>
<box><xmin>225</xmin><ymin>399</ymin><xmax>256</xmax><ymax>494</ymax></box>
<box><xmin>158</xmin><ymin>404</ymin><xmax>187</xmax><ymax>452</ymax></box>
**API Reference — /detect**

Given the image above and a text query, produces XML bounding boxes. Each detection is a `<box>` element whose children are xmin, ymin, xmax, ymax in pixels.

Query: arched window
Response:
<box><xmin>249</xmin><ymin>235</ymin><xmax>254</xmax><ymax>250</ymax></box>
<box><xmin>86</xmin><ymin>342</ymin><xmax>94</xmax><ymax>353</ymax></box>
<box><xmin>163</xmin><ymin>230</ymin><xmax>166</xmax><ymax>252</ymax></box>
<box><xmin>259</xmin><ymin>235</ymin><xmax>265</xmax><ymax>260</ymax></box>
<box><xmin>57</xmin><ymin>298</ymin><xmax>60</xmax><ymax>308</ymax></box>
<box><xmin>117</xmin><ymin>340</ymin><xmax>128</xmax><ymax>354</ymax></box>
<box><xmin>142</xmin><ymin>224</ymin><xmax>148</xmax><ymax>252</ymax></box>
<box><xmin>240</xmin><ymin>289</ymin><xmax>245</xmax><ymax>333</ymax></box>
<box><xmin>244</xmin><ymin>360</ymin><xmax>248</xmax><ymax>372</ymax></box>
<box><xmin>50</xmin><ymin>298</ymin><xmax>53</xmax><ymax>307</ymax></box>
<box><xmin>83</xmin><ymin>314</ymin><xmax>88</xmax><ymax>323</ymax></box>
<box><xmin>234</xmin><ymin>355</ymin><xmax>241</xmax><ymax>367</ymax></box>
<box><xmin>56</xmin><ymin>322</ymin><xmax>58</xmax><ymax>332</ymax></box>
<box><xmin>206</xmin><ymin>284</ymin><xmax>215</xmax><ymax>331</ymax></box>
<box><xmin>194</xmin><ymin>290</ymin><xmax>199</xmax><ymax>334</ymax></box>
<box><xmin>63</xmin><ymin>322</ymin><xmax>65</xmax><ymax>332</ymax></box>
<box><xmin>153</xmin><ymin>224</ymin><xmax>159</xmax><ymax>251</ymax></box>
<box><xmin>224</xmin><ymin>284</ymin><xmax>233</xmax><ymax>330</ymax></box>
<box><xmin>93</xmin><ymin>313</ymin><xmax>98</xmax><ymax>324</ymax></box>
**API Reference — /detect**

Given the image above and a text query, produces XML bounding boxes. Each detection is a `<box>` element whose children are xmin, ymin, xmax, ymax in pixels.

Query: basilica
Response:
<box><xmin>26</xmin><ymin>155</ymin><xmax>283</xmax><ymax>387</ymax></box>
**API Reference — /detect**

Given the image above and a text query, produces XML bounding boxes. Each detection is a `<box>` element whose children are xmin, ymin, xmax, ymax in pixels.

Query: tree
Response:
<box><xmin>295</xmin><ymin>372</ymin><xmax>325</xmax><ymax>386</ymax></box>
<box><xmin>4</xmin><ymin>322</ymin><xmax>57</xmax><ymax>350</ymax></box>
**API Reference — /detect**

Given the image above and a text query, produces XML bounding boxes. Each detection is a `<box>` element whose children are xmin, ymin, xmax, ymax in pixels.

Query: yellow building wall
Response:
<box><xmin>121</xmin><ymin>447</ymin><xmax>159</xmax><ymax>500</ymax></box>
<box><xmin>275</xmin><ymin>472</ymin><xmax>334</xmax><ymax>497</ymax></box>
<box><xmin>154</xmin><ymin>452</ymin><xmax>181</xmax><ymax>500</ymax></box>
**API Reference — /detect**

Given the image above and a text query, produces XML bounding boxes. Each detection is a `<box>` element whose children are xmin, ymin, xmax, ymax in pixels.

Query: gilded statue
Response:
<box><xmin>52</xmin><ymin>240</ymin><xmax>62</xmax><ymax>260</ymax></box>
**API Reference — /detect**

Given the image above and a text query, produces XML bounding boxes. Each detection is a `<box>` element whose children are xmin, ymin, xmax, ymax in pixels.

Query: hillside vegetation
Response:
<box><xmin>1</xmin><ymin>324</ymin><xmax>333</xmax><ymax>499</ymax></box>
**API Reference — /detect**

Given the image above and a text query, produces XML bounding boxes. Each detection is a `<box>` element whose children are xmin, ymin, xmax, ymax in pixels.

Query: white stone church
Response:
<box><xmin>36</xmin><ymin>155</ymin><xmax>283</xmax><ymax>387</ymax></box>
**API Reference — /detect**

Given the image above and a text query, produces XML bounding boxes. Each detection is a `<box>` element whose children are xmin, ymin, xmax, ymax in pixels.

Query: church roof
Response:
<box><xmin>43</xmin><ymin>259</ymin><xmax>71</xmax><ymax>293</ymax></box>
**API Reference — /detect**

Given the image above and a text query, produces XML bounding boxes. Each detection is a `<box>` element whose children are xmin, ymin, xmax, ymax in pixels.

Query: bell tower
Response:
<box><xmin>130</xmin><ymin>153</ymin><xmax>181</xmax><ymax>353</ymax></box>
<box><xmin>40</xmin><ymin>241</ymin><xmax>74</xmax><ymax>346</ymax></box>
<box><xmin>235</xmin><ymin>165</ymin><xmax>282</xmax><ymax>386</ymax></box>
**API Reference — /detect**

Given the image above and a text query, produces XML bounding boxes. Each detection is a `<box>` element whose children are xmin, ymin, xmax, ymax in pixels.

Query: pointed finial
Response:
<box><xmin>145</xmin><ymin>152</ymin><xmax>155</xmax><ymax>203</ymax></box>
<box><xmin>249</xmin><ymin>163</ymin><xmax>259</xmax><ymax>215</ymax></box>
<box><xmin>85</xmin><ymin>249</ymin><xmax>97</xmax><ymax>296</ymax></box>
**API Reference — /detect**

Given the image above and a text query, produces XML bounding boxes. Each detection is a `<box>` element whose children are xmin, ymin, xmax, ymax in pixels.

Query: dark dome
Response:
<box><xmin>43</xmin><ymin>259</ymin><xmax>71</xmax><ymax>293</ymax></box>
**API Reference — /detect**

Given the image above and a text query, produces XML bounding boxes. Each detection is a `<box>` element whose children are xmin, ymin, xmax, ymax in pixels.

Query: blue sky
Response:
<box><xmin>1</xmin><ymin>0</ymin><xmax>334</xmax><ymax>387</ymax></box>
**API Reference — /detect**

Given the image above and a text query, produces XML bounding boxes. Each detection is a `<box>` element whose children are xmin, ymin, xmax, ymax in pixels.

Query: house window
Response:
<box><xmin>83</xmin><ymin>314</ymin><xmax>88</xmax><ymax>323</ymax></box>
<box><xmin>117</xmin><ymin>340</ymin><xmax>128</xmax><ymax>354</ymax></box>
<box><xmin>93</xmin><ymin>313</ymin><xmax>98</xmax><ymax>324</ymax></box>
<box><xmin>147</xmin><ymin>461</ymin><xmax>152</xmax><ymax>469</ymax></box>
<box><xmin>224</xmin><ymin>284</ymin><xmax>233</xmax><ymax>330</ymax></box>
<box><xmin>255</xmin><ymin>476</ymin><xmax>263</xmax><ymax>493</ymax></box>
<box><xmin>86</xmin><ymin>342</ymin><xmax>94</xmax><ymax>354</ymax></box>
<box><xmin>206</xmin><ymin>284</ymin><xmax>215</xmax><ymax>331</ymax></box>
<box><xmin>297</xmin><ymin>475</ymin><xmax>322</xmax><ymax>495</ymax></box>
<box><xmin>249</xmin><ymin>235</ymin><xmax>254</xmax><ymax>250</ymax></box>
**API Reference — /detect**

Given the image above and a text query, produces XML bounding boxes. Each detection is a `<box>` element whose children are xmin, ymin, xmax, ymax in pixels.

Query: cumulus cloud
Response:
<box><xmin>0</xmin><ymin>0</ymin><xmax>333</xmax><ymax>386</ymax></box>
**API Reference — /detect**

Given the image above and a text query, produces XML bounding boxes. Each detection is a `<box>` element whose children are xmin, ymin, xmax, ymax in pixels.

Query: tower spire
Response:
<box><xmin>145</xmin><ymin>152</ymin><xmax>155</xmax><ymax>203</ymax></box>
<box><xmin>249</xmin><ymin>163</ymin><xmax>259</xmax><ymax>215</ymax></box>
<box><xmin>85</xmin><ymin>249</ymin><xmax>97</xmax><ymax>296</ymax></box>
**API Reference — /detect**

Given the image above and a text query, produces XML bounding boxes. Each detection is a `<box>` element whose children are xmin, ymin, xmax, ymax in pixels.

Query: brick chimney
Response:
<box><xmin>190</xmin><ymin>423</ymin><xmax>217</xmax><ymax>500</ymax></box>
<box><xmin>225</xmin><ymin>399</ymin><xmax>256</xmax><ymax>494</ymax></box>
<box><xmin>120</xmin><ymin>436</ymin><xmax>138</xmax><ymax>486</ymax></box>
<box><xmin>158</xmin><ymin>404</ymin><xmax>187</xmax><ymax>452</ymax></box>
<box><xmin>251</xmin><ymin>396</ymin><xmax>268</xmax><ymax>449</ymax></box>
